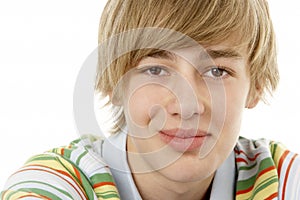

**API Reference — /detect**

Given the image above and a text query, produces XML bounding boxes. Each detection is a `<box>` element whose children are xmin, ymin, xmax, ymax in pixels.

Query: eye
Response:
<box><xmin>142</xmin><ymin>66</ymin><xmax>170</xmax><ymax>76</ymax></box>
<box><xmin>203</xmin><ymin>66</ymin><xmax>229</xmax><ymax>79</ymax></box>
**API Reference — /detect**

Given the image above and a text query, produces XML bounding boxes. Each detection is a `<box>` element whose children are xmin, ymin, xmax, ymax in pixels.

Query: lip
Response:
<box><xmin>159</xmin><ymin>129</ymin><xmax>210</xmax><ymax>152</ymax></box>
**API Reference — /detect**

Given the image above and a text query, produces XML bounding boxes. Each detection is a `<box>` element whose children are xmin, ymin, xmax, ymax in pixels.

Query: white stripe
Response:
<box><xmin>237</xmin><ymin>152</ymin><xmax>273</xmax><ymax>180</ymax></box>
<box><xmin>284</xmin><ymin>154</ymin><xmax>300</xmax><ymax>200</ymax></box>
<box><xmin>68</xmin><ymin>143</ymin><xmax>112</xmax><ymax>178</ymax></box>
<box><xmin>278</xmin><ymin>151</ymin><xmax>294</xmax><ymax>198</ymax></box>
<box><xmin>236</xmin><ymin>139</ymin><xmax>273</xmax><ymax>180</ymax></box>
<box><xmin>70</xmin><ymin>146</ymin><xmax>87</xmax><ymax>164</ymax></box>
<box><xmin>4</xmin><ymin>165</ymin><xmax>87</xmax><ymax>200</ymax></box>
<box><xmin>7</xmin><ymin>182</ymin><xmax>73</xmax><ymax>199</ymax></box>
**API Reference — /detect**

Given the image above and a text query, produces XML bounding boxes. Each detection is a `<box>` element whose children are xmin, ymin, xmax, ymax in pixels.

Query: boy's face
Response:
<box><xmin>117</xmin><ymin>41</ymin><xmax>254</xmax><ymax>182</ymax></box>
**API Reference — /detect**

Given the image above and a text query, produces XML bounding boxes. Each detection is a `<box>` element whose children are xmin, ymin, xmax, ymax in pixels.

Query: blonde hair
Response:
<box><xmin>96</xmin><ymin>0</ymin><xmax>279</xmax><ymax>134</ymax></box>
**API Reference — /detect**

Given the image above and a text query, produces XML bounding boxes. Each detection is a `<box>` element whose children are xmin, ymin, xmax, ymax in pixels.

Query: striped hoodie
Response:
<box><xmin>1</xmin><ymin>135</ymin><xmax>300</xmax><ymax>199</ymax></box>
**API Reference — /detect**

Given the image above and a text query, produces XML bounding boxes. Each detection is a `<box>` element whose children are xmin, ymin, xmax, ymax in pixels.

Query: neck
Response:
<box><xmin>126</xmin><ymin>136</ymin><xmax>214</xmax><ymax>200</ymax></box>
<box><xmin>131</xmin><ymin>171</ymin><xmax>213</xmax><ymax>200</ymax></box>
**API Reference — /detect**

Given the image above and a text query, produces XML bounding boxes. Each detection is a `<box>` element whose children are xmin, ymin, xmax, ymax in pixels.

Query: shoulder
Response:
<box><xmin>1</xmin><ymin>135</ymin><xmax>120</xmax><ymax>200</ymax></box>
<box><xmin>235</xmin><ymin>137</ymin><xmax>300</xmax><ymax>176</ymax></box>
<box><xmin>235</xmin><ymin>137</ymin><xmax>300</xmax><ymax>199</ymax></box>
<box><xmin>234</xmin><ymin>137</ymin><xmax>276</xmax><ymax>173</ymax></box>
<box><xmin>269</xmin><ymin>141</ymin><xmax>300</xmax><ymax>199</ymax></box>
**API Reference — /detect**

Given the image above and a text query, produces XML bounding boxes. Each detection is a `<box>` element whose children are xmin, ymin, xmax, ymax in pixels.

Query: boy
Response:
<box><xmin>2</xmin><ymin>0</ymin><xmax>300</xmax><ymax>199</ymax></box>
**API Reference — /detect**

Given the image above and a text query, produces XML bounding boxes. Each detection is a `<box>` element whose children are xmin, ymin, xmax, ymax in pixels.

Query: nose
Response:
<box><xmin>165</xmin><ymin>74</ymin><xmax>205</xmax><ymax>120</ymax></box>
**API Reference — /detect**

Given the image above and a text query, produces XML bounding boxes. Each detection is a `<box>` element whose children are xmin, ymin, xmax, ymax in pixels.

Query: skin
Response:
<box><xmin>115</xmin><ymin>41</ymin><xmax>259</xmax><ymax>199</ymax></box>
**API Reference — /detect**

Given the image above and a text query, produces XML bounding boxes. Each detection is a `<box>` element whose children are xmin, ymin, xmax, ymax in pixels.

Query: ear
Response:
<box><xmin>246</xmin><ymin>95</ymin><xmax>260</xmax><ymax>109</ymax></box>
<box><xmin>109</xmin><ymin>90</ymin><xmax>122</xmax><ymax>106</ymax></box>
<box><xmin>245</xmin><ymin>86</ymin><xmax>262</xmax><ymax>109</ymax></box>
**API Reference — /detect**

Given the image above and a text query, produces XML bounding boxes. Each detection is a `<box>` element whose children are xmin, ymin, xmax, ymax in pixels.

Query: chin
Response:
<box><xmin>158</xmin><ymin>154</ymin><xmax>217</xmax><ymax>183</ymax></box>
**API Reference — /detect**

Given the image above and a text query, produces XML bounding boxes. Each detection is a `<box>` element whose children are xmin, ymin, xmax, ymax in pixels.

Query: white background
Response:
<box><xmin>0</xmin><ymin>0</ymin><xmax>300</xmax><ymax>189</ymax></box>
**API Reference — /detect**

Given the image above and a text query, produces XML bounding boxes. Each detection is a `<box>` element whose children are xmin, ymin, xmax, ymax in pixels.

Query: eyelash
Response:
<box><xmin>138</xmin><ymin>65</ymin><xmax>233</xmax><ymax>79</ymax></box>
<box><xmin>138</xmin><ymin>65</ymin><xmax>171</xmax><ymax>77</ymax></box>
<box><xmin>203</xmin><ymin>66</ymin><xmax>233</xmax><ymax>79</ymax></box>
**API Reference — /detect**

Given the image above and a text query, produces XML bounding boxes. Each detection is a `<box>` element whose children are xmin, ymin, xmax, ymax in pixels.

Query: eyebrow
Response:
<box><xmin>206</xmin><ymin>49</ymin><xmax>243</xmax><ymax>59</ymax></box>
<box><xmin>148</xmin><ymin>48</ymin><xmax>242</xmax><ymax>61</ymax></box>
<box><xmin>148</xmin><ymin>50</ymin><xmax>177</xmax><ymax>60</ymax></box>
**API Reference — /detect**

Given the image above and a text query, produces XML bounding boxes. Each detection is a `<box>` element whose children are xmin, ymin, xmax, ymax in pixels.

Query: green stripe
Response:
<box><xmin>19</xmin><ymin>188</ymin><xmax>62</xmax><ymax>200</ymax></box>
<box><xmin>26</xmin><ymin>153</ymin><xmax>96</xmax><ymax>200</ymax></box>
<box><xmin>53</xmin><ymin>153</ymin><xmax>96</xmax><ymax>200</ymax></box>
<box><xmin>7</xmin><ymin>181</ymin><xmax>73</xmax><ymax>199</ymax></box>
<box><xmin>236</xmin><ymin>157</ymin><xmax>274</xmax><ymax>191</ymax></box>
<box><xmin>99</xmin><ymin>190</ymin><xmax>119</xmax><ymax>195</ymax></box>
<box><xmin>70</xmin><ymin>138</ymin><xmax>82</xmax><ymax>145</ymax></box>
<box><xmin>91</xmin><ymin>173</ymin><xmax>115</xmax><ymax>183</ymax></box>
<box><xmin>3</xmin><ymin>189</ymin><xmax>19</xmax><ymax>200</ymax></box>
<box><xmin>62</xmin><ymin>148</ymin><xmax>72</xmax><ymax>159</ymax></box>
<box><xmin>96</xmin><ymin>190</ymin><xmax>120</xmax><ymax>199</ymax></box>
<box><xmin>97</xmin><ymin>192</ymin><xmax>120</xmax><ymax>199</ymax></box>
<box><xmin>270</xmin><ymin>142</ymin><xmax>278</xmax><ymax>160</ymax></box>
<box><xmin>239</xmin><ymin>162</ymin><xmax>257</xmax><ymax>171</ymax></box>
<box><xmin>26</xmin><ymin>154</ymin><xmax>59</xmax><ymax>163</ymax></box>
<box><xmin>76</xmin><ymin>151</ymin><xmax>88</xmax><ymax>165</ymax></box>
<box><xmin>252</xmin><ymin>176</ymin><xmax>278</xmax><ymax>198</ymax></box>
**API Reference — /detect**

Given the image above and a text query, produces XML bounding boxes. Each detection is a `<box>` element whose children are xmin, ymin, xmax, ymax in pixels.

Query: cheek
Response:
<box><xmin>124</xmin><ymin>86</ymin><xmax>169</xmax><ymax>127</ymax></box>
<box><xmin>211</xmin><ymin>88</ymin><xmax>248</xmax><ymax>156</ymax></box>
<box><xmin>226</xmin><ymin>92</ymin><xmax>246</xmax><ymax>117</ymax></box>
<box><xmin>222</xmin><ymin>82</ymin><xmax>250</xmax><ymax>132</ymax></box>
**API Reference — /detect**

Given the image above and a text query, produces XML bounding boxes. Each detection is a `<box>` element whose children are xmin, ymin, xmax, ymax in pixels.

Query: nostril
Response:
<box><xmin>179</xmin><ymin>103</ymin><xmax>203</xmax><ymax>119</ymax></box>
<box><xmin>166</xmin><ymin>97</ymin><xmax>205</xmax><ymax>120</ymax></box>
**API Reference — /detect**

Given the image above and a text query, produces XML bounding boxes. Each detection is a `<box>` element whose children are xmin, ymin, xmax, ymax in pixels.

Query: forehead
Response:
<box><xmin>147</xmin><ymin>42</ymin><xmax>248</xmax><ymax>67</ymax></box>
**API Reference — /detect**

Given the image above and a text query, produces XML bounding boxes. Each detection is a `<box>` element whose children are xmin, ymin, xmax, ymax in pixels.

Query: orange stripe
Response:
<box><xmin>236</xmin><ymin>185</ymin><xmax>254</xmax><ymax>195</ymax></box>
<box><xmin>277</xmin><ymin>151</ymin><xmax>289</xmax><ymax>177</ymax></box>
<box><xmin>93</xmin><ymin>181</ymin><xmax>116</xmax><ymax>188</ymax></box>
<box><xmin>236</xmin><ymin>157</ymin><xmax>248</xmax><ymax>164</ymax></box>
<box><xmin>236</xmin><ymin>166</ymin><xmax>276</xmax><ymax>195</ymax></box>
<box><xmin>73</xmin><ymin>166</ymin><xmax>82</xmax><ymax>184</ymax></box>
<box><xmin>282</xmin><ymin>154</ymin><xmax>297</xmax><ymax>200</ymax></box>
<box><xmin>19</xmin><ymin>194</ymin><xmax>51</xmax><ymax>200</ymax></box>
<box><xmin>234</xmin><ymin>149</ymin><xmax>261</xmax><ymax>161</ymax></box>
<box><xmin>25</xmin><ymin>165</ymin><xmax>76</xmax><ymax>185</ymax></box>
<box><xmin>257</xmin><ymin>165</ymin><xmax>276</xmax><ymax>178</ymax></box>
<box><xmin>15</xmin><ymin>166</ymin><xmax>87</xmax><ymax>200</ymax></box>
<box><xmin>26</xmin><ymin>163</ymin><xmax>86</xmax><ymax>196</ymax></box>
<box><xmin>265</xmin><ymin>192</ymin><xmax>278</xmax><ymax>200</ymax></box>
